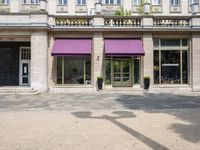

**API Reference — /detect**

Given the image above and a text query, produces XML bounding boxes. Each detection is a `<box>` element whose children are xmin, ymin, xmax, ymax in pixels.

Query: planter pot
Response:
<box><xmin>97</xmin><ymin>78</ymin><xmax>103</xmax><ymax>90</ymax></box>
<box><xmin>144</xmin><ymin>78</ymin><xmax>150</xmax><ymax>90</ymax></box>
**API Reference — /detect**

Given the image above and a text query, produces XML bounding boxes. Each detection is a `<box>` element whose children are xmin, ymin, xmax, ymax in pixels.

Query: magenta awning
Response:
<box><xmin>105</xmin><ymin>39</ymin><xmax>145</xmax><ymax>56</ymax></box>
<box><xmin>52</xmin><ymin>39</ymin><xmax>92</xmax><ymax>56</ymax></box>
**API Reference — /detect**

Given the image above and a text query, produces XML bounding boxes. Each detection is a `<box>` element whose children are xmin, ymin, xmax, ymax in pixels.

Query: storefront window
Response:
<box><xmin>105</xmin><ymin>58</ymin><xmax>112</xmax><ymax>85</ymax></box>
<box><xmin>154</xmin><ymin>50</ymin><xmax>159</xmax><ymax>84</ymax></box>
<box><xmin>154</xmin><ymin>39</ymin><xmax>189</xmax><ymax>85</ymax></box>
<box><xmin>57</xmin><ymin>57</ymin><xmax>91</xmax><ymax>85</ymax></box>
<box><xmin>134</xmin><ymin>58</ymin><xmax>140</xmax><ymax>84</ymax></box>
<box><xmin>161</xmin><ymin>50</ymin><xmax>180</xmax><ymax>84</ymax></box>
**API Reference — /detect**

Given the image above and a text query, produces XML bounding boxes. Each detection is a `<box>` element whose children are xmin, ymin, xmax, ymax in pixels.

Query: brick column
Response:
<box><xmin>192</xmin><ymin>33</ymin><xmax>200</xmax><ymax>91</ymax></box>
<box><xmin>93</xmin><ymin>32</ymin><xmax>104</xmax><ymax>90</ymax></box>
<box><xmin>31</xmin><ymin>31</ymin><xmax>48</xmax><ymax>92</ymax></box>
<box><xmin>143</xmin><ymin>33</ymin><xmax>154</xmax><ymax>89</ymax></box>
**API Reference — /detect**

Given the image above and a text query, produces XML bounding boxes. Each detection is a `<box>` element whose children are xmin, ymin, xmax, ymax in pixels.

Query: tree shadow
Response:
<box><xmin>72</xmin><ymin>111</ymin><xmax>169</xmax><ymax>150</ymax></box>
<box><xmin>115</xmin><ymin>93</ymin><xmax>200</xmax><ymax>143</ymax></box>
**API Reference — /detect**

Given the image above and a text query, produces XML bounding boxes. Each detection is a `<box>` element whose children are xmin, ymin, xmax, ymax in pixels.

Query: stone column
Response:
<box><xmin>93</xmin><ymin>32</ymin><xmax>104</xmax><ymax>90</ymax></box>
<box><xmin>192</xmin><ymin>33</ymin><xmax>200</xmax><ymax>91</ymax></box>
<box><xmin>142</xmin><ymin>33</ymin><xmax>154</xmax><ymax>89</ymax></box>
<box><xmin>31</xmin><ymin>31</ymin><xmax>48</xmax><ymax>92</ymax></box>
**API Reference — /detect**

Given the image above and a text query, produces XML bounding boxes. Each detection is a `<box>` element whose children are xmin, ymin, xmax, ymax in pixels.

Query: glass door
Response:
<box><xmin>19</xmin><ymin>47</ymin><xmax>31</xmax><ymax>86</ymax></box>
<box><xmin>112</xmin><ymin>59</ymin><xmax>132</xmax><ymax>87</ymax></box>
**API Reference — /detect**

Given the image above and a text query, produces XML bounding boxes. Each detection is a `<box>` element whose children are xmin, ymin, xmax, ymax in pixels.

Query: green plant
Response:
<box><xmin>144</xmin><ymin>76</ymin><xmax>150</xmax><ymax>79</ymax></box>
<box><xmin>114</xmin><ymin>7</ymin><xmax>132</xmax><ymax>16</ymax></box>
<box><xmin>97</xmin><ymin>77</ymin><xmax>103</xmax><ymax>80</ymax></box>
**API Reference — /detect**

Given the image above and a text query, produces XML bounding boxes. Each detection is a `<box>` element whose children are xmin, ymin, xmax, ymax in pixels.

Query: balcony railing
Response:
<box><xmin>153</xmin><ymin>18</ymin><xmax>190</xmax><ymax>27</ymax></box>
<box><xmin>104</xmin><ymin>17</ymin><xmax>141</xmax><ymax>27</ymax></box>
<box><xmin>55</xmin><ymin>17</ymin><xmax>93</xmax><ymax>27</ymax></box>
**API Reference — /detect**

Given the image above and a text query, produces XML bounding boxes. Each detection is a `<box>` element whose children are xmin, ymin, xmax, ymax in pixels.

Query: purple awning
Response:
<box><xmin>52</xmin><ymin>39</ymin><xmax>92</xmax><ymax>56</ymax></box>
<box><xmin>105</xmin><ymin>39</ymin><xmax>145</xmax><ymax>56</ymax></box>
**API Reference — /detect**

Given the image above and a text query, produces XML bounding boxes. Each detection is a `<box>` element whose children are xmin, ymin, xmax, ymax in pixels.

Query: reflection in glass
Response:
<box><xmin>134</xmin><ymin>58</ymin><xmax>140</xmax><ymax>84</ymax></box>
<box><xmin>154</xmin><ymin>51</ymin><xmax>159</xmax><ymax>84</ymax></box>
<box><xmin>57</xmin><ymin>57</ymin><xmax>62</xmax><ymax>84</ymax></box>
<box><xmin>161</xmin><ymin>50</ymin><xmax>180</xmax><ymax>84</ymax></box>
<box><xmin>105</xmin><ymin>59</ymin><xmax>111</xmax><ymax>84</ymax></box>
<box><xmin>57</xmin><ymin>57</ymin><xmax>91</xmax><ymax>85</ymax></box>
<box><xmin>182</xmin><ymin>50</ymin><xmax>188</xmax><ymax>84</ymax></box>
<box><xmin>161</xmin><ymin>39</ymin><xmax>180</xmax><ymax>47</ymax></box>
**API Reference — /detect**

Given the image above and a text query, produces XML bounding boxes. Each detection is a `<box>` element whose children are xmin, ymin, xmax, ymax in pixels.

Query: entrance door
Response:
<box><xmin>19</xmin><ymin>47</ymin><xmax>31</xmax><ymax>86</ymax></box>
<box><xmin>113</xmin><ymin>59</ymin><xmax>132</xmax><ymax>87</ymax></box>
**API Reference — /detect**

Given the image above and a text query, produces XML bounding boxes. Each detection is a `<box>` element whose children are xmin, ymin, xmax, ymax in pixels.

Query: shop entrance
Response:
<box><xmin>112</xmin><ymin>59</ymin><xmax>132</xmax><ymax>87</ymax></box>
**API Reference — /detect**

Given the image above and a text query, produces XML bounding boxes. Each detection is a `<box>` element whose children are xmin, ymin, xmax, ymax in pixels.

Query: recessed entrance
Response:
<box><xmin>113</xmin><ymin>59</ymin><xmax>132</xmax><ymax>87</ymax></box>
<box><xmin>0</xmin><ymin>42</ymin><xmax>30</xmax><ymax>86</ymax></box>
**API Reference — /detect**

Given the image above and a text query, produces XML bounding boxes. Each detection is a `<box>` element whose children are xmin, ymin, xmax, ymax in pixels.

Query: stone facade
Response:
<box><xmin>0</xmin><ymin>0</ymin><xmax>200</xmax><ymax>92</ymax></box>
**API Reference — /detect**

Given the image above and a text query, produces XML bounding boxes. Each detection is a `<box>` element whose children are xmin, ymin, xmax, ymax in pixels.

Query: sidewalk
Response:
<box><xmin>0</xmin><ymin>93</ymin><xmax>199</xmax><ymax>150</ymax></box>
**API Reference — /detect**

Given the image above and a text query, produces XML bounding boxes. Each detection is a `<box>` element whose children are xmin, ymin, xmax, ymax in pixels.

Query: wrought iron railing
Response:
<box><xmin>104</xmin><ymin>17</ymin><xmax>141</xmax><ymax>27</ymax></box>
<box><xmin>55</xmin><ymin>17</ymin><xmax>93</xmax><ymax>27</ymax></box>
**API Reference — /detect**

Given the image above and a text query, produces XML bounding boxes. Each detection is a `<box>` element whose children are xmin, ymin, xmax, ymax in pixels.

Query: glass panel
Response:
<box><xmin>134</xmin><ymin>58</ymin><xmax>140</xmax><ymax>84</ymax></box>
<box><xmin>105</xmin><ymin>59</ymin><xmax>111</xmax><ymax>84</ymax></box>
<box><xmin>64</xmin><ymin>57</ymin><xmax>84</xmax><ymax>84</ymax></box>
<box><xmin>161</xmin><ymin>50</ymin><xmax>181</xmax><ymax>84</ymax></box>
<box><xmin>161</xmin><ymin>39</ymin><xmax>180</xmax><ymax>47</ymax></box>
<box><xmin>154</xmin><ymin>51</ymin><xmax>159</xmax><ymax>84</ymax></box>
<box><xmin>182</xmin><ymin>50</ymin><xmax>188</xmax><ymax>84</ymax></box>
<box><xmin>85</xmin><ymin>60</ymin><xmax>91</xmax><ymax>84</ymax></box>
<box><xmin>57</xmin><ymin>57</ymin><xmax>62</xmax><ymax>84</ymax></box>
<box><xmin>133</xmin><ymin>0</ymin><xmax>141</xmax><ymax>5</ymax></box>
<box><xmin>154</xmin><ymin>39</ymin><xmax>159</xmax><ymax>47</ymax></box>
<box><xmin>22</xmin><ymin>77</ymin><xmax>28</xmax><ymax>84</ymax></box>
<box><xmin>152</xmin><ymin>0</ymin><xmax>161</xmax><ymax>5</ymax></box>
<box><xmin>182</xmin><ymin>39</ymin><xmax>188</xmax><ymax>47</ymax></box>
<box><xmin>122</xmin><ymin>60</ymin><xmax>130</xmax><ymax>73</ymax></box>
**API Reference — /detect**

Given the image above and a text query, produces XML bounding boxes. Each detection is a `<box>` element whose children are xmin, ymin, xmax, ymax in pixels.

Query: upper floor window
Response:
<box><xmin>76</xmin><ymin>0</ymin><xmax>86</xmax><ymax>5</ymax></box>
<box><xmin>133</xmin><ymin>0</ymin><xmax>141</xmax><ymax>5</ymax></box>
<box><xmin>31</xmin><ymin>0</ymin><xmax>39</xmax><ymax>4</ymax></box>
<box><xmin>170</xmin><ymin>0</ymin><xmax>180</xmax><ymax>5</ymax></box>
<box><xmin>152</xmin><ymin>0</ymin><xmax>161</xmax><ymax>5</ymax></box>
<box><xmin>0</xmin><ymin>0</ymin><xmax>10</xmax><ymax>5</ymax></box>
<box><xmin>58</xmin><ymin>0</ymin><xmax>67</xmax><ymax>5</ymax></box>
<box><xmin>102</xmin><ymin>0</ymin><xmax>121</xmax><ymax>5</ymax></box>
<box><xmin>189</xmin><ymin>0</ymin><xmax>199</xmax><ymax>5</ymax></box>
<box><xmin>22</xmin><ymin>0</ymin><xmax>39</xmax><ymax>4</ymax></box>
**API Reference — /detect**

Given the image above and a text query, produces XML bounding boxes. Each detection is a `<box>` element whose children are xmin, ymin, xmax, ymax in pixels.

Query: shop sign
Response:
<box><xmin>162</xmin><ymin>63</ymin><xmax>179</xmax><ymax>67</ymax></box>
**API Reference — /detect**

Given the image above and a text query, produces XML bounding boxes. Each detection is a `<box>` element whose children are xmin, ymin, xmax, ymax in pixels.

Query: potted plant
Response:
<box><xmin>144</xmin><ymin>76</ymin><xmax>150</xmax><ymax>90</ymax></box>
<box><xmin>97</xmin><ymin>77</ymin><xmax>103</xmax><ymax>90</ymax></box>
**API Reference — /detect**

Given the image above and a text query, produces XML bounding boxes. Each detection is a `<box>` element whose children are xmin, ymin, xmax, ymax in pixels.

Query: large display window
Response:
<box><xmin>56</xmin><ymin>57</ymin><xmax>91</xmax><ymax>85</ymax></box>
<box><xmin>153</xmin><ymin>39</ymin><xmax>189</xmax><ymax>85</ymax></box>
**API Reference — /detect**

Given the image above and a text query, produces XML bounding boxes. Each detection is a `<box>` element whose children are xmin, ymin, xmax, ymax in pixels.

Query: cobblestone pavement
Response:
<box><xmin>0</xmin><ymin>93</ymin><xmax>200</xmax><ymax>150</ymax></box>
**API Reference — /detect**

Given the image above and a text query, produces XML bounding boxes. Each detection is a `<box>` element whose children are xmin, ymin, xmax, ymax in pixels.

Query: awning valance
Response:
<box><xmin>105</xmin><ymin>39</ymin><xmax>145</xmax><ymax>56</ymax></box>
<box><xmin>52</xmin><ymin>39</ymin><xmax>92</xmax><ymax>56</ymax></box>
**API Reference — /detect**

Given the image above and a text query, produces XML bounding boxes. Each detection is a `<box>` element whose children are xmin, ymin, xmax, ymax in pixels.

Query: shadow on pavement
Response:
<box><xmin>72</xmin><ymin>111</ymin><xmax>169</xmax><ymax>150</ymax></box>
<box><xmin>115</xmin><ymin>93</ymin><xmax>200</xmax><ymax>144</ymax></box>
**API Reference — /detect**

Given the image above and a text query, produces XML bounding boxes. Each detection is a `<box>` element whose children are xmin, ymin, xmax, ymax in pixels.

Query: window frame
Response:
<box><xmin>58</xmin><ymin>0</ymin><xmax>67</xmax><ymax>5</ymax></box>
<box><xmin>56</xmin><ymin>56</ymin><xmax>92</xmax><ymax>86</ymax></box>
<box><xmin>170</xmin><ymin>0</ymin><xmax>180</xmax><ymax>5</ymax></box>
<box><xmin>76</xmin><ymin>0</ymin><xmax>86</xmax><ymax>5</ymax></box>
<box><xmin>133</xmin><ymin>0</ymin><xmax>141</xmax><ymax>5</ymax></box>
<box><xmin>151</xmin><ymin>0</ymin><xmax>161</xmax><ymax>5</ymax></box>
<box><xmin>153</xmin><ymin>39</ymin><xmax>190</xmax><ymax>85</ymax></box>
<box><xmin>1</xmin><ymin>0</ymin><xmax>10</xmax><ymax>5</ymax></box>
<box><xmin>102</xmin><ymin>0</ymin><xmax>121</xmax><ymax>5</ymax></box>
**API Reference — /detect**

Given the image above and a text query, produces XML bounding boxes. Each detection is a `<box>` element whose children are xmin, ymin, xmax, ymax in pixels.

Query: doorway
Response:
<box><xmin>19</xmin><ymin>47</ymin><xmax>31</xmax><ymax>86</ymax></box>
<box><xmin>112</xmin><ymin>59</ymin><xmax>132</xmax><ymax>87</ymax></box>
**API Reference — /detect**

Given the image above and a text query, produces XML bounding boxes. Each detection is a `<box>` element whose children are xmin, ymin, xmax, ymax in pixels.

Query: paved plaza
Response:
<box><xmin>0</xmin><ymin>92</ymin><xmax>200</xmax><ymax>150</ymax></box>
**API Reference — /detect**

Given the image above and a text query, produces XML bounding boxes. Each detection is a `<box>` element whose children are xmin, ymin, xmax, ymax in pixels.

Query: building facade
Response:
<box><xmin>0</xmin><ymin>0</ymin><xmax>200</xmax><ymax>93</ymax></box>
